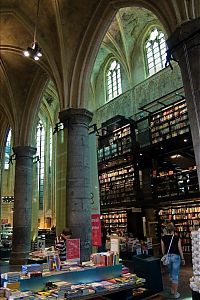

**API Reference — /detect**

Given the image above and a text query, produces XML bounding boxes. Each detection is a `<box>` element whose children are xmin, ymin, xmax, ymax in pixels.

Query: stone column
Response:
<box><xmin>59</xmin><ymin>108</ymin><xmax>93</xmax><ymax>262</ymax></box>
<box><xmin>10</xmin><ymin>146</ymin><xmax>36</xmax><ymax>265</ymax></box>
<box><xmin>0</xmin><ymin>147</ymin><xmax>3</xmax><ymax>234</ymax></box>
<box><xmin>56</xmin><ymin>126</ymin><xmax>67</xmax><ymax>235</ymax></box>
<box><xmin>167</xmin><ymin>18</ymin><xmax>200</xmax><ymax>185</ymax></box>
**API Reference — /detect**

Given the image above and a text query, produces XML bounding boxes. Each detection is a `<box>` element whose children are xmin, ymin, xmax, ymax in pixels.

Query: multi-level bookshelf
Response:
<box><xmin>97</xmin><ymin>116</ymin><xmax>140</xmax><ymax>210</ymax></box>
<box><xmin>99</xmin><ymin>164</ymin><xmax>137</xmax><ymax>208</ymax></box>
<box><xmin>97</xmin><ymin>123</ymin><xmax>134</xmax><ymax>164</ymax></box>
<box><xmin>97</xmin><ymin>116</ymin><xmax>141</xmax><ymax>235</ymax></box>
<box><xmin>150</xmin><ymin>99</ymin><xmax>190</xmax><ymax>144</ymax></box>
<box><xmin>152</xmin><ymin>167</ymin><xmax>199</xmax><ymax>199</ymax></box>
<box><xmin>158</xmin><ymin>205</ymin><xmax>200</xmax><ymax>253</ymax></box>
<box><xmin>101</xmin><ymin>210</ymin><xmax>128</xmax><ymax>233</ymax></box>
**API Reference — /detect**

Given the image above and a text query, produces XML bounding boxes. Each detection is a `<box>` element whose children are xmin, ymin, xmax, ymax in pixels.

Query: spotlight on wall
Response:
<box><xmin>23</xmin><ymin>0</ymin><xmax>42</xmax><ymax>61</ymax></box>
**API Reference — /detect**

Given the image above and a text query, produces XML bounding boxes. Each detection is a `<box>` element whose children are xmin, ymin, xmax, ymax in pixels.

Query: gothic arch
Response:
<box><xmin>70</xmin><ymin>0</ymin><xmax>180</xmax><ymax>110</ymax></box>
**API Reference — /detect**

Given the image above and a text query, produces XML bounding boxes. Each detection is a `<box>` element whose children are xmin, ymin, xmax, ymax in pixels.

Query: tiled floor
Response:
<box><xmin>151</xmin><ymin>262</ymin><xmax>193</xmax><ymax>300</ymax></box>
<box><xmin>0</xmin><ymin>258</ymin><xmax>194</xmax><ymax>300</ymax></box>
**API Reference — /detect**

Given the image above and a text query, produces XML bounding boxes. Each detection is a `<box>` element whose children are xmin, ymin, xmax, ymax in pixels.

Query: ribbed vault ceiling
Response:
<box><xmin>0</xmin><ymin>0</ymin><xmax>199</xmax><ymax>145</ymax></box>
<box><xmin>92</xmin><ymin>7</ymin><xmax>159</xmax><ymax>83</ymax></box>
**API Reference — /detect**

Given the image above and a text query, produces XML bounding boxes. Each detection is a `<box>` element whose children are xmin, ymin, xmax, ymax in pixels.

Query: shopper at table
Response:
<box><xmin>98</xmin><ymin>220</ymin><xmax>107</xmax><ymax>252</ymax></box>
<box><xmin>161</xmin><ymin>222</ymin><xmax>185</xmax><ymax>299</ymax></box>
<box><xmin>55</xmin><ymin>227</ymin><xmax>72</xmax><ymax>261</ymax></box>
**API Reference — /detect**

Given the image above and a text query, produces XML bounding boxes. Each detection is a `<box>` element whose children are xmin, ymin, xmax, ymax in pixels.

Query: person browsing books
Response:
<box><xmin>55</xmin><ymin>228</ymin><xmax>72</xmax><ymax>261</ymax></box>
<box><xmin>161</xmin><ymin>222</ymin><xmax>185</xmax><ymax>299</ymax></box>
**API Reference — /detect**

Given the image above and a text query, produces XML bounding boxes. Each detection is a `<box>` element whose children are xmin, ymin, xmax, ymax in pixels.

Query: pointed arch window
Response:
<box><xmin>145</xmin><ymin>28</ymin><xmax>167</xmax><ymax>76</ymax></box>
<box><xmin>49</xmin><ymin>126</ymin><xmax>52</xmax><ymax>167</ymax></box>
<box><xmin>36</xmin><ymin>121</ymin><xmax>45</xmax><ymax>210</ymax></box>
<box><xmin>4</xmin><ymin>129</ymin><xmax>12</xmax><ymax>170</ymax></box>
<box><xmin>106</xmin><ymin>60</ymin><xmax>122</xmax><ymax>101</ymax></box>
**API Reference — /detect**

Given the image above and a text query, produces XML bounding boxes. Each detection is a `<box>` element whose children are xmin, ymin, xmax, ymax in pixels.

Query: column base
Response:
<box><xmin>81</xmin><ymin>252</ymin><xmax>91</xmax><ymax>263</ymax></box>
<box><xmin>80</xmin><ymin>241</ymin><xmax>91</xmax><ymax>263</ymax></box>
<box><xmin>9</xmin><ymin>251</ymin><xmax>29</xmax><ymax>265</ymax></box>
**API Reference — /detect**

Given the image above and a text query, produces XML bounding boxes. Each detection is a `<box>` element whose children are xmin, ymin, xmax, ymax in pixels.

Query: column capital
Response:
<box><xmin>166</xmin><ymin>18</ymin><xmax>200</xmax><ymax>93</ymax></box>
<box><xmin>167</xmin><ymin>17</ymin><xmax>200</xmax><ymax>56</ymax></box>
<box><xmin>13</xmin><ymin>146</ymin><xmax>36</xmax><ymax>157</ymax></box>
<box><xmin>59</xmin><ymin>108</ymin><xmax>93</xmax><ymax>127</ymax></box>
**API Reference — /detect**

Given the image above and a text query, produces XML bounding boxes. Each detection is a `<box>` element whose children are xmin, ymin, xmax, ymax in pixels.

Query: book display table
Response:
<box><xmin>19</xmin><ymin>265</ymin><xmax>122</xmax><ymax>292</ymax></box>
<box><xmin>1</xmin><ymin>263</ymin><xmax>148</xmax><ymax>299</ymax></box>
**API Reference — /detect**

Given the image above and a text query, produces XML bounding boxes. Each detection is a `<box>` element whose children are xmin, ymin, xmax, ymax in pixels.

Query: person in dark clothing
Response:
<box><xmin>55</xmin><ymin>228</ymin><xmax>72</xmax><ymax>261</ymax></box>
<box><xmin>98</xmin><ymin>220</ymin><xmax>107</xmax><ymax>252</ymax></box>
<box><xmin>161</xmin><ymin>222</ymin><xmax>185</xmax><ymax>299</ymax></box>
<box><xmin>101</xmin><ymin>221</ymin><xmax>107</xmax><ymax>245</ymax></box>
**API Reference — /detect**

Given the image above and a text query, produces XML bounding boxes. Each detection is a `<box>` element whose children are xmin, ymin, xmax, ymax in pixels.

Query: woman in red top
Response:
<box><xmin>161</xmin><ymin>223</ymin><xmax>185</xmax><ymax>299</ymax></box>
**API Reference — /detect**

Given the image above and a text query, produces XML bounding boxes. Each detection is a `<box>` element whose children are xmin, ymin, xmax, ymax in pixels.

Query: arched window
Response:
<box><xmin>36</xmin><ymin>121</ymin><xmax>45</xmax><ymax>210</ymax></box>
<box><xmin>145</xmin><ymin>28</ymin><xmax>167</xmax><ymax>76</ymax></box>
<box><xmin>49</xmin><ymin>126</ymin><xmax>52</xmax><ymax>167</ymax></box>
<box><xmin>4</xmin><ymin>129</ymin><xmax>12</xmax><ymax>170</ymax></box>
<box><xmin>106</xmin><ymin>60</ymin><xmax>122</xmax><ymax>101</ymax></box>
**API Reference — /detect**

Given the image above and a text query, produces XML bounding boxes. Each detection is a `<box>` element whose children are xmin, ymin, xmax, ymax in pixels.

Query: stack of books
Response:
<box><xmin>91</xmin><ymin>251</ymin><xmax>119</xmax><ymax>266</ymax></box>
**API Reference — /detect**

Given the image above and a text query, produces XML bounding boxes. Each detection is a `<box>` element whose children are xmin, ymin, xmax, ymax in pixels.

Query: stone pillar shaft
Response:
<box><xmin>167</xmin><ymin>18</ymin><xmax>200</xmax><ymax>185</ymax></box>
<box><xmin>10</xmin><ymin>146</ymin><xmax>36</xmax><ymax>265</ymax></box>
<box><xmin>56</xmin><ymin>129</ymin><xmax>67</xmax><ymax>235</ymax></box>
<box><xmin>59</xmin><ymin>108</ymin><xmax>93</xmax><ymax>262</ymax></box>
<box><xmin>0</xmin><ymin>148</ymin><xmax>3</xmax><ymax>231</ymax></box>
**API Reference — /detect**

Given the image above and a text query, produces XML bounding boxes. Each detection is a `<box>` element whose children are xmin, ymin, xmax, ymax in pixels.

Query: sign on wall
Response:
<box><xmin>91</xmin><ymin>214</ymin><xmax>102</xmax><ymax>246</ymax></box>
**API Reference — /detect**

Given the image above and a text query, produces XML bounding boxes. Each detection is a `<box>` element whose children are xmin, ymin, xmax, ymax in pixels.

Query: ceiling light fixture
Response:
<box><xmin>23</xmin><ymin>0</ymin><xmax>42</xmax><ymax>60</ymax></box>
<box><xmin>171</xmin><ymin>154</ymin><xmax>181</xmax><ymax>159</ymax></box>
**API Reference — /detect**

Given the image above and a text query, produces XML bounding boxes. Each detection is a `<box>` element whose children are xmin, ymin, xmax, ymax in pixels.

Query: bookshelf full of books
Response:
<box><xmin>150</xmin><ymin>99</ymin><xmax>190</xmax><ymax>144</ymax></box>
<box><xmin>151</xmin><ymin>166</ymin><xmax>199</xmax><ymax>199</ymax></box>
<box><xmin>97</xmin><ymin>121</ymin><xmax>134</xmax><ymax>164</ymax></box>
<box><xmin>158</xmin><ymin>205</ymin><xmax>200</xmax><ymax>253</ymax></box>
<box><xmin>101</xmin><ymin>210</ymin><xmax>128</xmax><ymax>233</ymax></box>
<box><xmin>97</xmin><ymin>116</ymin><xmax>140</xmax><ymax>212</ymax></box>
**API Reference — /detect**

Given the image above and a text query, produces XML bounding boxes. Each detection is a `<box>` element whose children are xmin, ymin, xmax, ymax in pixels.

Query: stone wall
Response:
<box><xmin>93</xmin><ymin>63</ymin><xmax>183</xmax><ymax>127</ymax></box>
